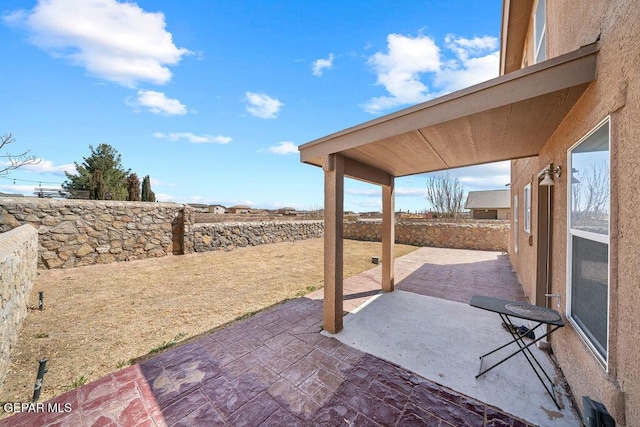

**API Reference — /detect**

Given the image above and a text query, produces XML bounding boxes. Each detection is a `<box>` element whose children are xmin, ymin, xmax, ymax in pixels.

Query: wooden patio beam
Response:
<box><xmin>323</xmin><ymin>154</ymin><xmax>344</xmax><ymax>333</ymax></box>
<box><xmin>343</xmin><ymin>157</ymin><xmax>392</xmax><ymax>186</ymax></box>
<box><xmin>382</xmin><ymin>179</ymin><xmax>395</xmax><ymax>292</ymax></box>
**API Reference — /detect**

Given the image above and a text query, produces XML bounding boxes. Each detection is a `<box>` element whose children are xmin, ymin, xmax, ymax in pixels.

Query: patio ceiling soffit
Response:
<box><xmin>299</xmin><ymin>42</ymin><xmax>598</xmax><ymax>184</ymax></box>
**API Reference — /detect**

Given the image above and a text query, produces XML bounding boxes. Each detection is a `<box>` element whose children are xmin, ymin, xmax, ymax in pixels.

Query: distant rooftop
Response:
<box><xmin>464</xmin><ymin>190</ymin><xmax>510</xmax><ymax>209</ymax></box>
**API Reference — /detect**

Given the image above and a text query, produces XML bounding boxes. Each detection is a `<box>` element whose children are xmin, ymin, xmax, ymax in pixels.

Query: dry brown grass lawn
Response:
<box><xmin>0</xmin><ymin>238</ymin><xmax>416</xmax><ymax>405</ymax></box>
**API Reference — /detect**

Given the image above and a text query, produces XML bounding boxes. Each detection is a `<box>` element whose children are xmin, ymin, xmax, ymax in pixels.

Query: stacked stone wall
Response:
<box><xmin>344</xmin><ymin>220</ymin><xmax>509</xmax><ymax>252</ymax></box>
<box><xmin>0</xmin><ymin>197</ymin><xmax>509</xmax><ymax>268</ymax></box>
<box><xmin>193</xmin><ymin>221</ymin><xmax>324</xmax><ymax>252</ymax></box>
<box><xmin>0</xmin><ymin>225</ymin><xmax>38</xmax><ymax>389</ymax></box>
<box><xmin>0</xmin><ymin>198</ymin><xmax>194</xmax><ymax>269</ymax></box>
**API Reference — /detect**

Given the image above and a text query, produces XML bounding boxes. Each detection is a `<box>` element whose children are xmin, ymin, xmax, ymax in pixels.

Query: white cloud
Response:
<box><xmin>154</xmin><ymin>192</ymin><xmax>173</xmax><ymax>202</ymax></box>
<box><xmin>0</xmin><ymin>184</ymin><xmax>40</xmax><ymax>194</ymax></box>
<box><xmin>0</xmin><ymin>158</ymin><xmax>75</xmax><ymax>176</ymax></box>
<box><xmin>245</xmin><ymin>92</ymin><xmax>283</xmax><ymax>119</ymax></box>
<box><xmin>412</xmin><ymin>161</ymin><xmax>511</xmax><ymax>192</ymax></box>
<box><xmin>458</xmin><ymin>174</ymin><xmax>511</xmax><ymax>190</ymax></box>
<box><xmin>154</xmin><ymin>132</ymin><xmax>232</xmax><ymax>144</ymax></box>
<box><xmin>363</xmin><ymin>33</ymin><xmax>441</xmax><ymax>114</ymax></box>
<box><xmin>129</xmin><ymin>90</ymin><xmax>186</xmax><ymax>115</ymax></box>
<box><xmin>434</xmin><ymin>35</ymin><xmax>500</xmax><ymax>94</ymax></box>
<box><xmin>452</xmin><ymin>161</ymin><xmax>511</xmax><ymax>190</ymax></box>
<box><xmin>396</xmin><ymin>187</ymin><xmax>429</xmax><ymax>197</ymax></box>
<box><xmin>4</xmin><ymin>0</ymin><xmax>191</xmax><ymax>87</ymax></box>
<box><xmin>346</xmin><ymin>187</ymin><xmax>428</xmax><ymax>198</ymax></box>
<box><xmin>350</xmin><ymin>199</ymin><xmax>382</xmax><ymax>209</ymax></box>
<box><xmin>346</xmin><ymin>188</ymin><xmax>379</xmax><ymax>197</ymax></box>
<box><xmin>312</xmin><ymin>53</ymin><xmax>334</xmax><ymax>77</ymax></box>
<box><xmin>268</xmin><ymin>141</ymin><xmax>297</xmax><ymax>155</ymax></box>
<box><xmin>363</xmin><ymin>33</ymin><xmax>499</xmax><ymax>114</ymax></box>
<box><xmin>456</xmin><ymin>160</ymin><xmax>510</xmax><ymax>176</ymax></box>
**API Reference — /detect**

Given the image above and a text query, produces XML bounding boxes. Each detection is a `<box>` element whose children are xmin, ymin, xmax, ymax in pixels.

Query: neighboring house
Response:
<box><xmin>208</xmin><ymin>205</ymin><xmax>226</xmax><ymax>214</ymax></box>
<box><xmin>276</xmin><ymin>207</ymin><xmax>297</xmax><ymax>216</ymax></box>
<box><xmin>299</xmin><ymin>0</ymin><xmax>638</xmax><ymax>424</ymax></box>
<box><xmin>227</xmin><ymin>205</ymin><xmax>251</xmax><ymax>214</ymax></box>
<box><xmin>187</xmin><ymin>203</ymin><xmax>209</xmax><ymax>213</ymax></box>
<box><xmin>464</xmin><ymin>190</ymin><xmax>510</xmax><ymax>220</ymax></box>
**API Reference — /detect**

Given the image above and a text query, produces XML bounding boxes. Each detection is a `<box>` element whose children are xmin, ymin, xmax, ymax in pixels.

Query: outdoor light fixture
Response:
<box><xmin>539</xmin><ymin>165</ymin><xmax>562</xmax><ymax>187</ymax></box>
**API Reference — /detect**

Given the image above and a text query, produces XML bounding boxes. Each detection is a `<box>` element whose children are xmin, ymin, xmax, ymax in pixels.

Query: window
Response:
<box><xmin>524</xmin><ymin>184</ymin><xmax>531</xmax><ymax>233</ymax></box>
<box><xmin>568</xmin><ymin>118</ymin><xmax>610</xmax><ymax>365</ymax></box>
<box><xmin>534</xmin><ymin>0</ymin><xmax>547</xmax><ymax>63</ymax></box>
<box><xmin>513</xmin><ymin>194</ymin><xmax>519</xmax><ymax>254</ymax></box>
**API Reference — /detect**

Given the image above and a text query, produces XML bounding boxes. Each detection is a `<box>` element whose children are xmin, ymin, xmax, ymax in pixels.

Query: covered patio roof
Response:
<box><xmin>299</xmin><ymin>42</ymin><xmax>597</xmax><ymax>184</ymax></box>
<box><xmin>298</xmin><ymin>43</ymin><xmax>598</xmax><ymax>334</ymax></box>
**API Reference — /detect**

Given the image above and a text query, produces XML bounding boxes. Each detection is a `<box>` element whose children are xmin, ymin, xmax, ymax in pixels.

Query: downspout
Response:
<box><xmin>537</xmin><ymin>164</ymin><xmax>561</xmax><ymax>310</ymax></box>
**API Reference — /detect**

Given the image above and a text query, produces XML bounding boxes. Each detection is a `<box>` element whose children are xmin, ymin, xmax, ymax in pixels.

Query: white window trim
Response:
<box><xmin>533</xmin><ymin>0</ymin><xmax>547</xmax><ymax>63</ymax></box>
<box><xmin>524</xmin><ymin>184</ymin><xmax>531</xmax><ymax>234</ymax></box>
<box><xmin>566</xmin><ymin>116</ymin><xmax>611</xmax><ymax>369</ymax></box>
<box><xmin>514</xmin><ymin>193</ymin><xmax>519</xmax><ymax>254</ymax></box>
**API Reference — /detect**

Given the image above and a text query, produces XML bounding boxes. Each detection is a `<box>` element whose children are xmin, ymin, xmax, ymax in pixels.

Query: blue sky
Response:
<box><xmin>0</xmin><ymin>0</ymin><xmax>509</xmax><ymax>212</ymax></box>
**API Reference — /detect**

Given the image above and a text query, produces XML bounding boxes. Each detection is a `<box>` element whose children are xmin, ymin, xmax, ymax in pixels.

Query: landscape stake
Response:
<box><xmin>32</xmin><ymin>358</ymin><xmax>48</xmax><ymax>401</ymax></box>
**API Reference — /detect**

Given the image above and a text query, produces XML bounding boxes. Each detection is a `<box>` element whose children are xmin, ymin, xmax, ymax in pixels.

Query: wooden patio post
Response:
<box><xmin>382</xmin><ymin>179</ymin><xmax>395</xmax><ymax>292</ymax></box>
<box><xmin>323</xmin><ymin>154</ymin><xmax>344</xmax><ymax>333</ymax></box>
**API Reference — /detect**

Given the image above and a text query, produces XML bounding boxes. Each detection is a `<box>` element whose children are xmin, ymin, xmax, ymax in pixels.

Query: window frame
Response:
<box><xmin>566</xmin><ymin>117</ymin><xmax>611</xmax><ymax>368</ymax></box>
<box><xmin>533</xmin><ymin>0</ymin><xmax>547</xmax><ymax>63</ymax></box>
<box><xmin>513</xmin><ymin>193</ymin><xmax>519</xmax><ymax>254</ymax></box>
<box><xmin>523</xmin><ymin>184</ymin><xmax>531</xmax><ymax>234</ymax></box>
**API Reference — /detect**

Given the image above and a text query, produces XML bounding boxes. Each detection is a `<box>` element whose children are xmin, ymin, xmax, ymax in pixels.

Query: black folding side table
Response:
<box><xmin>470</xmin><ymin>295</ymin><xmax>565</xmax><ymax>410</ymax></box>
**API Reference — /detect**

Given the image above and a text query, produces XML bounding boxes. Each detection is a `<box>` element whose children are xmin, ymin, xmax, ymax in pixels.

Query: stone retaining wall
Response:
<box><xmin>0</xmin><ymin>198</ymin><xmax>195</xmax><ymax>269</ymax></box>
<box><xmin>193</xmin><ymin>221</ymin><xmax>324</xmax><ymax>252</ymax></box>
<box><xmin>0</xmin><ymin>197</ymin><xmax>509</xmax><ymax>269</ymax></box>
<box><xmin>0</xmin><ymin>224</ymin><xmax>38</xmax><ymax>389</ymax></box>
<box><xmin>344</xmin><ymin>220</ymin><xmax>509</xmax><ymax>252</ymax></box>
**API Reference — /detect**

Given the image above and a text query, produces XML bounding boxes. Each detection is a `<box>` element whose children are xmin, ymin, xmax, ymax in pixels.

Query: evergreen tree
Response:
<box><xmin>63</xmin><ymin>144</ymin><xmax>130</xmax><ymax>200</ymax></box>
<box><xmin>90</xmin><ymin>170</ymin><xmax>106</xmax><ymax>200</ymax></box>
<box><xmin>127</xmin><ymin>173</ymin><xmax>141</xmax><ymax>201</ymax></box>
<box><xmin>141</xmin><ymin>175</ymin><xmax>156</xmax><ymax>202</ymax></box>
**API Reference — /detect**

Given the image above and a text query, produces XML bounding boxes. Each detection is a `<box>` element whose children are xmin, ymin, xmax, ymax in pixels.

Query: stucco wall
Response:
<box><xmin>0</xmin><ymin>198</ymin><xmax>195</xmax><ymax>269</ymax></box>
<box><xmin>193</xmin><ymin>221</ymin><xmax>324</xmax><ymax>252</ymax></box>
<box><xmin>509</xmin><ymin>1</ymin><xmax>639</xmax><ymax>423</ymax></box>
<box><xmin>344</xmin><ymin>220</ymin><xmax>509</xmax><ymax>252</ymax></box>
<box><xmin>509</xmin><ymin>158</ymin><xmax>537</xmax><ymax>304</ymax></box>
<box><xmin>0</xmin><ymin>225</ymin><xmax>38</xmax><ymax>390</ymax></box>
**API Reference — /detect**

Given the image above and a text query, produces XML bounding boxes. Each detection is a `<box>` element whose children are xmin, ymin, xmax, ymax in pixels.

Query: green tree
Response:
<box><xmin>141</xmin><ymin>175</ymin><xmax>156</xmax><ymax>202</ymax></box>
<box><xmin>90</xmin><ymin>170</ymin><xmax>106</xmax><ymax>200</ymax></box>
<box><xmin>127</xmin><ymin>173</ymin><xmax>141</xmax><ymax>201</ymax></box>
<box><xmin>64</xmin><ymin>144</ymin><xmax>130</xmax><ymax>200</ymax></box>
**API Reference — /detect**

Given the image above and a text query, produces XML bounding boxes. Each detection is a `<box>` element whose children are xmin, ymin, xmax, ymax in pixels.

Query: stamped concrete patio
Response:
<box><xmin>1</xmin><ymin>247</ymin><xmax>580</xmax><ymax>426</ymax></box>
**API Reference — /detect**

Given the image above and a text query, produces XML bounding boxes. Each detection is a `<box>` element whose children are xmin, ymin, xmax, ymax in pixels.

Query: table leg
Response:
<box><xmin>476</xmin><ymin>315</ymin><xmax>563</xmax><ymax>410</ymax></box>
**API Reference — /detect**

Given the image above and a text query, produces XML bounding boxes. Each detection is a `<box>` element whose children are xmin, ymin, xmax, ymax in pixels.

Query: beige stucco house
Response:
<box><xmin>299</xmin><ymin>0</ymin><xmax>638</xmax><ymax>424</ymax></box>
<box><xmin>227</xmin><ymin>205</ymin><xmax>251</xmax><ymax>214</ymax></box>
<box><xmin>506</xmin><ymin>1</ymin><xmax>639</xmax><ymax>424</ymax></box>
<box><xmin>208</xmin><ymin>204</ymin><xmax>226</xmax><ymax>214</ymax></box>
<box><xmin>465</xmin><ymin>189</ymin><xmax>511</xmax><ymax>220</ymax></box>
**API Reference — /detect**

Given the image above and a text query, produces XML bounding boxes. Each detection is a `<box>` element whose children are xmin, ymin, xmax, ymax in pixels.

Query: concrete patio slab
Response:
<box><xmin>324</xmin><ymin>290</ymin><xmax>580</xmax><ymax>426</ymax></box>
<box><xmin>0</xmin><ymin>297</ymin><xmax>533</xmax><ymax>426</ymax></box>
<box><xmin>0</xmin><ymin>246</ymin><xmax>579</xmax><ymax>426</ymax></box>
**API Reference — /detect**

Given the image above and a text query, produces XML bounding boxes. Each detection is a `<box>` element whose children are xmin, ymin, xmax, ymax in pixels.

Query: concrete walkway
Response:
<box><xmin>0</xmin><ymin>247</ymin><xmax>576</xmax><ymax>426</ymax></box>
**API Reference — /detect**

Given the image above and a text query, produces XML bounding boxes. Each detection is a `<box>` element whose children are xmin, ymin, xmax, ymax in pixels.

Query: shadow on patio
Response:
<box><xmin>1</xmin><ymin>247</ymin><xmax>581</xmax><ymax>426</ymax></box>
